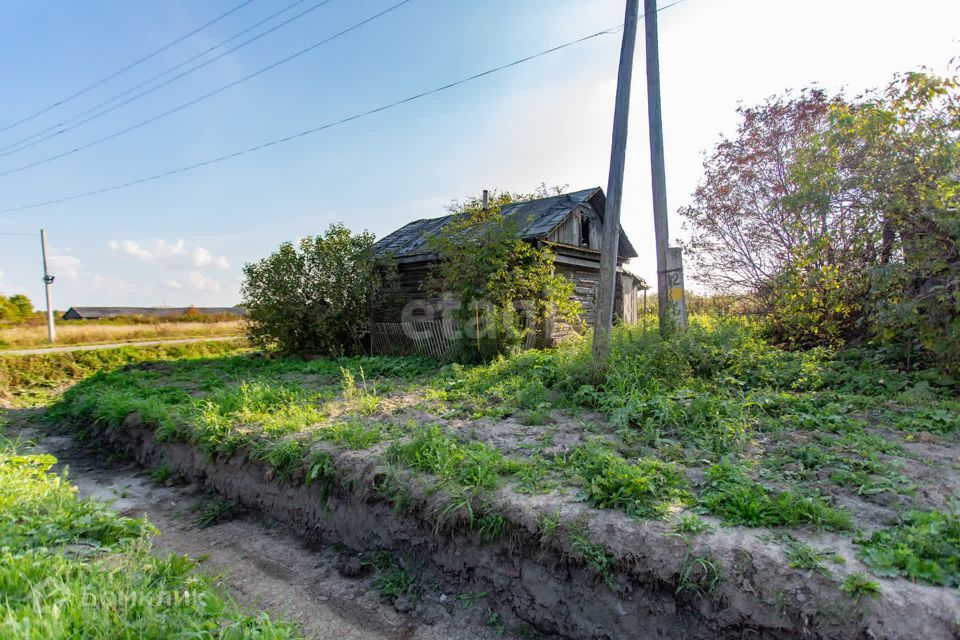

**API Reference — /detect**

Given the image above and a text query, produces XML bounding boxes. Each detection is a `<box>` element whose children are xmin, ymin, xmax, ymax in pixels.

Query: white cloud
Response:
<box><xmin>47</xmin><ymin>255</ymin><xmax>82</xmax><ymax>283</ymax></box>
<box><xmin>191</xmin><ymin>247</ymin><xmax>230</xmax><ymax>270</ymax></box>
<box><xmin>163</xmin><ymin>279</ymin><xmax>183</xmax><ymax>290</ymax></box>
<box><xmin>155</xmin><ymin>238</ymin><xmax>186</xmax><ymax>258</ymax></box>
<box><xmin>108</xmin><ymin>238</ymin><xmax>228</xmax><ymax>271</ymax></box>
<box><xmin>108</xmin><ymin>239</ymin><xmax>153</xmax><ymax>261</ymax></box>
<box><xmin>186</xmin><ymin>272</ymin><xmax>221</xmax><ymax>292</ymax></box>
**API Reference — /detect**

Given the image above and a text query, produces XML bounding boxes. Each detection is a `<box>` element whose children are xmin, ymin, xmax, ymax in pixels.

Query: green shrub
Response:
<box><xmin>241</xmin><ymin>224</ymin><xmax>400</xmax><ymax>356</ymax></box>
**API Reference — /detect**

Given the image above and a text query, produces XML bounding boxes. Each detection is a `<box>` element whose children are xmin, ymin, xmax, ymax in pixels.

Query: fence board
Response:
<box><xmin>370</xmin><ymin>321</ymin><xmax>455</xmax><ymax>360</ymax></box>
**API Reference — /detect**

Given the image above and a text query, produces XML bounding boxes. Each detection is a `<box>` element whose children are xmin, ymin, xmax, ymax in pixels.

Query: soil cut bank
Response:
<box><xmin>21</xmin><ymin>424</ymin><xmax>500</xmax><ymax>640</ymax></box>
<box><xmin>77</xmin><ymin>413</ymin><xmax>959</xmax><ymax>640</ymax></box>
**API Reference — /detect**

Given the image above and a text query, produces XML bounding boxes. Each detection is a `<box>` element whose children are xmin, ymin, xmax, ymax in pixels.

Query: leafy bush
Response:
<box><xmin>0</xmin><ymin>294</ymin><xmax>33</xmax><ymax>323</ymax></box>
<box><xmin>241</xmin><ymin>223</ymin><xmax>400</xmax><ymax>356</ymax></box>
<box><xmin>681</xmin><ymin>66</ymin><xmax>960</xmax><ymax>372</ymax></box>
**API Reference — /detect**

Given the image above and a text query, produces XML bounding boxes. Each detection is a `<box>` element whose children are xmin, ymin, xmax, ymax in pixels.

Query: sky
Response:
<box><xmin>0</xmin><ymin>0</ymin><xmax>958</xmax><ymax>309</ymax></box>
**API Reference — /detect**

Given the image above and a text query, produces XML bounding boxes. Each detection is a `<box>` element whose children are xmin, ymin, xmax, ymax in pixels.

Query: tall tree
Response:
<box><xmin>791</xmin><ymin>68</ymin><xmax>960</xmax><ymax>367</ymax></box>
<box><xmin>679</xmin><ymin>89</ymin><xmax>841</xmax><ymax>298</ymax></box>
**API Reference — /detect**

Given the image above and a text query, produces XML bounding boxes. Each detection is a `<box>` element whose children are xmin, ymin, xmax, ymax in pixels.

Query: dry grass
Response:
<box><xmin>0</xmin><ymin>320</ymin><xmax>244</xmax><ymax>349</ymax></box>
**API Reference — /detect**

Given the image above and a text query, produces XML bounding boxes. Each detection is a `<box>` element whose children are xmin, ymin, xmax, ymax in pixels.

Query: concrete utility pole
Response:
<box><xmin>39</xmin><ymin>228</ymin><xmax>56</xmax><ymax>344</ymax></box>
<box><xmin>644</xmin><ymin>0</ymin><xmax>686</xmax><ymax>336</ymax></box>
<box><xmin>592</xmin><ymin>0</ymin><xmax>640</xmax><ymax>369</ymax></box>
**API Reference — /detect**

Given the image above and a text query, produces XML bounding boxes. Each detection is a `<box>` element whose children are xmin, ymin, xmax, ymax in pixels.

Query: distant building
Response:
<box><xmin>373</xmin><ymin>187</ymin><xmax>647</xmax><ymax>330</ymax></box>
<box><xmin>61</xmin><ymin>306</ymin><xmax>245</xmax><ymax>320</ymax></box>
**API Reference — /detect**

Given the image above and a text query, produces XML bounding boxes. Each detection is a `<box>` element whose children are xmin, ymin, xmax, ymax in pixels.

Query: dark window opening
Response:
<box><xmin>580</xmin><ymin>216</ymin><xmax>591</xmax><ymax>247</ymax></box>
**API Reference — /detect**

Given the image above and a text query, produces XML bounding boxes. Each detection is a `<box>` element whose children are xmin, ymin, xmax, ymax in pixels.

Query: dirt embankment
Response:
<box><xmin>72</xmin><ymin>413</ymin><xmax>960</xmax><ymax>640</ymax></box>
<box><xmin>27</xmin><ymin>427</ymin><xmax>500</xmax><ymax>640</ymax></box>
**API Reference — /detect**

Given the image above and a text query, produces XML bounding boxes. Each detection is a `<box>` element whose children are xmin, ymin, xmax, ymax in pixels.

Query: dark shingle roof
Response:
<box><xmin>374</xmin><ymin>187</ymin><xmax>637</xmax><ymax>260</ymax></box>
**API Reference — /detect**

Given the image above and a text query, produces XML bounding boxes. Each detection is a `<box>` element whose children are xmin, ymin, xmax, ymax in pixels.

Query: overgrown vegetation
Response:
<box><xmin>425</xmin><ymin>187</ymin><xmax>583</xmax><ymax>363</ymax></box>
<box><xmin>24</xmin><ymin>313</ymin><xmax>960</xmax><ymax>601</ymax></box>
<box><xmin>0</xmin><ymin>441</ymin><xmax>297</xmax><ymax>638</ymax></box>
<box><xmin>0</xmin><ymin>339</ymin><xmax>247</xmax><ymax>406</ymax></box>
<box><xmin>681</xmin><ymin>65</ymin><xmax>960</xmax><ymax>372</ymax></box>
<box><xmin>855</xmin><ymin>510</ymin><xmax>960</xmax><ymax>587</ymax></box>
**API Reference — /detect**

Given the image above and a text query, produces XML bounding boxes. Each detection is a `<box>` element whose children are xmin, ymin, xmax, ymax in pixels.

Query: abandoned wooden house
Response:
<box><xmin>373</xmin><ymin>187</ymin><xmax>647</xmax><ymax>336</ymax></box>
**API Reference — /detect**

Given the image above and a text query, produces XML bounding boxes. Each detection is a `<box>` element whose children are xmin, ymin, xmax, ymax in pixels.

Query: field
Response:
<box><xmin>4</xmin><ymin>320</ymin><xmax>959</xmax><ymax>637</ymax></box>
<box><xmin>0</xmin><ymin>339</ymin><xmax>249</xmax><ymax>407</ymax></box>
<box><xmin>0</xmin><ymin>318</ymin><xmax>244</xmax><ymax>349</ymax></box>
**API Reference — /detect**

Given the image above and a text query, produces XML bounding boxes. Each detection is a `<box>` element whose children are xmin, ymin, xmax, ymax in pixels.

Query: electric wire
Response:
<box><xmin>0</xmin><ymin>0</ymin><xmax>687</xmax><ymax>214</ymax></box>
<box><xmin>0</xmin><ymin>0</ymin><xmax>409</xmax><ymax>178</ymax></box>
<box><xmin>0</xmin><ymin>0</ymin><xmax>258</xmax><ymax>134</ymax></box>
<box><xmin>0</xmin><ymin>0</ymin><xmax>335</xmax><ymax>157</ymax></box>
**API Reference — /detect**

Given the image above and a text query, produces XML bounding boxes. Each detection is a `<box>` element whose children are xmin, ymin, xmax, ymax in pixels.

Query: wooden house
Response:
<box><xmin>373</xmin><ymin>187</ymin><xmax>647</xmax><ymax>333</ymax></box>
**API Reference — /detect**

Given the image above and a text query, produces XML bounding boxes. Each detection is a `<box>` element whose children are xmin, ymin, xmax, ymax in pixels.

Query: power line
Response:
<box><xmin>0</xmin><ymin>0</ymin><xmax>333</xmax><ymax>157</ymax></box>
<box><xmin>0</xmin><ymin>0</ymin><xmax>411</xmax><ymax>178</ymax></box>
<box><xmin>0</xmin><ymin>232</ymin><xmax>37</xmax><ymax>236</ymax></box>
<box><xmin>0</xmin><ymin>0</ymin><xmax>258</xmax><ymax>135</ymax></box>
<box><xmin>0</xmin><ymin>0</ymin><xmax>687</xmax><ymax>215</ymax></box>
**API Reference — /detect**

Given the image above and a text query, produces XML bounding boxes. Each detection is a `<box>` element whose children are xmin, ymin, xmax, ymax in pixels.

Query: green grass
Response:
<box><xmin>0</xmin><ymin>442</ymin><xmax>297</xmax><ymax>639</ymax></box>
<box><xmin>368</xmin><ymin>551</ymin><xmax>418</xmax><ymax>602</ymax></box>
<box><xmin>779</xmin><ymin>535</ymin><xmax>844</xmax><ymax>575</ymax></box>
<box><xmin>0</xmin><ymin>340</ymin><xmax>248</xmax><ymax>406</ymax></box>
<box><xmin>672</xmin><ymin>513</ymin><xmax>713</xmax><ymax>535</ymax></box>
<box><xmin>676</xmin><ymin>550</ymin><xmax>721</xmax><ymax>598</ymax></box>
<box><xmin>565</xmin><ymin>440</ymin><xmax>691</xmax><ymax>519</ymax></box>
<box><xmin>854</xmin><ymin>510</ymin><xmax>960</xmax><ymax>586</ymax></box>
<box><xmin>386</xmin><ymin>424</ymin><xmax>513</xmax><ymax>493</ymax></box>
<box><xmin>194</xmin><ymin>498</ymin><xmax>235</xmax><ymax>528</ymax></box>
<box><xmin>147</xmin><ymin>463</ymin><xmax>172</xmax><ymax>485</ymax></box>
<box><xmin>568</xmin><ymin>527</ymin><xmax>614</xmax><ymax>584</ymax></box>
<box><xmin>477</xmin><ymin>510</ymin><xmax>507</xmax><ymax>544</ymax></box>
<box><xmin>840</xmin><ymin>573</ymin><xmax>881</xmax><ymax>600</ymax></box>
<box><xmin>29</xmin><ymin>315</ymin><xmax>960</xmax><ymax>602</ymax></box>
<box><xmin>699</xmin><ymin>462</ymin><xmax>851</xmax><ymax>529</ymax></box>
<box><xmin>318</xmin><ymin>419</ymin><xmax>384</xmax><ymax>449</ymax></box>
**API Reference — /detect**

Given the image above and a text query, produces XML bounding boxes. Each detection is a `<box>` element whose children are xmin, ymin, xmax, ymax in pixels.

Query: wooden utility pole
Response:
<box><xmin>592</xmin><ymin>0</ymin><xmax>640</xmax><ymax>369</ymax></box>
<box><xmin>39</xmin><ymin>228</ymin><xmax>56</xmax><ymax>344</ymax></box>
<box><xmin>645</xmin><ymin>0</ymin><xmax>686</xmax><ymax>336</ymax></box>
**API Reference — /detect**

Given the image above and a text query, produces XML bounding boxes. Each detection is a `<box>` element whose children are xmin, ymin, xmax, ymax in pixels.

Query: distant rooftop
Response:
<box><xmin>62</xmin><ymin>306</ymin><xmax>245</xmax><ymax>320</ymax></box>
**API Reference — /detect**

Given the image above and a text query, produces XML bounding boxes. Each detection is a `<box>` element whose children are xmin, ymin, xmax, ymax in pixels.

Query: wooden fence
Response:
<box><xmin>370</xmin><ymin>320</ymin><xmax>457</xmax><ymax>360</ymax></box>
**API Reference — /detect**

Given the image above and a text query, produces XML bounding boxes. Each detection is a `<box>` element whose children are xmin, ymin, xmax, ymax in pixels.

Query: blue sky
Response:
<box><xmin>0</xmin><ymin>0</ymin><xmax>957</xmax><ymax>309</ymax></box>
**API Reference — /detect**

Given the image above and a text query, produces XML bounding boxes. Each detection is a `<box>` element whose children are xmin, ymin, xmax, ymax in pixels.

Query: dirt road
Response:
<box><xmin>1</xmin><ymin>335</ymin><xmax>241</xmax><ymax>356</ymax></box>
<box><xmin>16</xmin><ymin>423</ymin><xmax>499</xmax><ymax>640</ymax></box>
